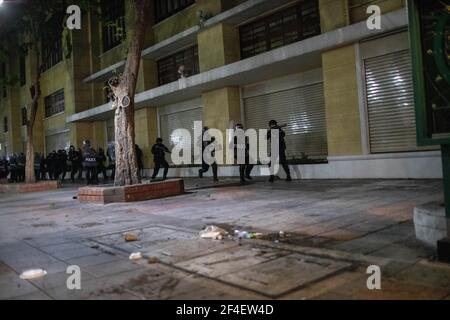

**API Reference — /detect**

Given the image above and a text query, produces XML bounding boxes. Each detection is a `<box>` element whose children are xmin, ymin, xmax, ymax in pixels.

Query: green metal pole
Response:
<box><xmin>442</xmin><ymin>145</ymin><xmax>450</xmax><ymax>237</ymax></box>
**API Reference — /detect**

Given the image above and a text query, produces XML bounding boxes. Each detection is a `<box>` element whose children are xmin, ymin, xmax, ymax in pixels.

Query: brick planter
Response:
<box><xmin>78</xmin><ymin>179</ymin><xmax>185</xmax><ymax>204</ymax></box>
<box><xmin>0</xmin><ymin>181</ymin><xmax>61</xmax><ymax>193</ymax></box>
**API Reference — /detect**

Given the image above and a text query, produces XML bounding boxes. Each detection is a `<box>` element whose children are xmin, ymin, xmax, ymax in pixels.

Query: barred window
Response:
<box><xmin>101</xmin><ymin>0</ymin><xmax>126</xmax><ymax>52</ymax></box>
<box><xmin>157</xmin><ymin>46</ymin><xmax>199</xmax><ymax>85</ymax></box>
<box><xmin>21</xmin><ymin>107</ymin><xmax>27</xmax><ymax>126</ymax></box>
<box><xmin>239</xmin><ymin>0</ymin><xmax>320</xmax><ymax>59</ymax></box>
<box><xmin>44</xmin><ymin>89</ymin><xmax>65</xmax><ymax>118</ymax></box>
<box><xmin>42</xmin><ymin>35</ymin><xmax>63</xmax><ymax>72</ymax></box>
<box><xmin>155</xmin><ymin>0</ymin><xmax>195</xmax><ymax>23</ymax></box>
<box><xmin>19</xmin><ymin>56</ymin><xmax>26</xmax><ymax>86</ymax></box>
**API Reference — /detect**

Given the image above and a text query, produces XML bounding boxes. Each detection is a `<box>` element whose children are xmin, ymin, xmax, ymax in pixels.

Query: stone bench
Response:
<box><xmin>414</xmin><ymin>201</ymin><xmax>448</xmax><ymax>248</ymax></box>
<box><xmin>78</xmin><ymin>179</ymin><xmax>185</xmax><ymax>204</ymax></box>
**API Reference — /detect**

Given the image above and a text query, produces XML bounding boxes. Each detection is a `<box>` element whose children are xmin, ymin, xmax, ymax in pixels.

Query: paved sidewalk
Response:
<box><xmin>0</xmin><ymin>178</ymin><xmax>449</xmax><ymax>300</ymax></box>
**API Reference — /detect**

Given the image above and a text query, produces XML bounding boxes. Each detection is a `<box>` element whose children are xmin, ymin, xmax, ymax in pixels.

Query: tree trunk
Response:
<box><xmin>25</xmin><ymin>52</ymin><xmax>41</xmax><ymax>184</ymax></box>
<box><xmin>25</xmin><ymin>123</ymin><xmax>36</xmax><ymax>184</ymax></box>
<box><xmin>112</xmin><ymin>0</ymin><xmax>150</xmax><ymax>186</ymax></box>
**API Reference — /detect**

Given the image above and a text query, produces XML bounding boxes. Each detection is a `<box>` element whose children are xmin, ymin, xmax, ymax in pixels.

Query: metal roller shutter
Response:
<box><xmin>160</xmin><ymin>107</ymin><xmax>202</xmax><ymax>163</ymax></box>
<box><xmin>365</xmin><ymin>50</ymin><xmax>418</xmax><ymax>153</ymax></box>
<box><xmin>45</xmin><ymin>131</ymin><xmax>69</xmax><ymax>154</ymax></box>
<box><xmin>244</xmin><ymin>82</ymin><xmax>327</xmax><ymax>158</ymax></box>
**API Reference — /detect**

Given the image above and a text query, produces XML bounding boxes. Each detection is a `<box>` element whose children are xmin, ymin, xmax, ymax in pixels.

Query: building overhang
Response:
<box><xmin>68</xmin><ymin>9</ymin><xmax>408</xmax><ymax>123</ymax></box>
<box><xmin>83</xmin><ymin>0</ymin><xmax>298</xmax><ymax>84</ymax></box>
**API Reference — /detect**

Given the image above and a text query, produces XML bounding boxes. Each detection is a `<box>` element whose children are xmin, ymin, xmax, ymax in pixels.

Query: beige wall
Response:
<box><xmin>202</xmin><ymin>87</ymin><xmax>241</xmax><ymax>134</ymax></box>
<box><xmin>135</xmin><ymin>107</ymin><xmax>158</xmax><ymax>168</ymax></box>
<box><xmin>322</xmin><ymin>45</ymin><xmax>362</xmax><ymax>156</ymax></box>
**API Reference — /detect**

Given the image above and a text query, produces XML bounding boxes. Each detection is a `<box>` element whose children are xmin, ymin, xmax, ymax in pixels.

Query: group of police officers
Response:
<box><xmin>0</xmin><ymin>141</ymin><xmax>144</xmax><ymax>185</ymax></box>
<box><xmin>0</xmin><ymin>119</ymin><xmax>291</xmax><ymax>184</ymax></box>
<box><xmin>151</xmin><ymin>119</ymin><xmax>292</xmax><ymax>184</ymax></box>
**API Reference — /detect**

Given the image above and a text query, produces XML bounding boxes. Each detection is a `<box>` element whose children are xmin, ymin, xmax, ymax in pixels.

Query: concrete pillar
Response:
<box><xmin>322</xmin><ymin>45</ymin><xmax>363</xmax><ymax>156</ymax></box>
<box><xmin>318</xmin><ymin>0</ymin><xmax>349</xmax><ymax>32</ymax></box>
<box><xmin>198</xmin><ymin>23</ymin><xmax>240</xmax><ymax>72</ymax></box>
<box><xmin>202</xmin><ymin>86</ymin><xmax>241</xmax><ymax>135</ymax></box>
<box><xmin>137</xmin><ymin>59</ymin><xmax>158</xmax><ymax>93</ymax></box>
<box><xmin>135</xmin><ymin>107</ymin><xmax>158</xmax><ymax>169</ymax></box>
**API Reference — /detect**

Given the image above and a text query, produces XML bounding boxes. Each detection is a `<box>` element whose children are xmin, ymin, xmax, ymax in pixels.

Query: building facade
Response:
<box><xmin>0</xmin><ymin>0</ymin><xmax>443</xmax><ymax>179</ymax></box>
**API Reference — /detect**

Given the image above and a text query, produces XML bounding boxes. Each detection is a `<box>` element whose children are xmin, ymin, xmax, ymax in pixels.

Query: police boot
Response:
<box><xmin>268</xmin><ymin>175</ymin><xmax>275</xmax><ymax>183</ymax></box>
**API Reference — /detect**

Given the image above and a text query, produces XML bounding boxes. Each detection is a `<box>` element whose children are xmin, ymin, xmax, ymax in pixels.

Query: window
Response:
<box><xmin>239</xmin><ymin>0</ymin><xmax>320</xmax><ymax>59</ymax></box>
<box><xmin>155</xmin><ymin>0</ymin><xmax>195</xmax><ymax>23</ymax></box>
<box><xmin>21</xmin><ymin>107</ymin><xmax>27</xmax><ymax>126</ymax></box>
<box><xmin>41</xmin><ymin>34</ymin><xmax>63</xmax><ymax>72</ymax></box>
<box><xmin>101</xmin><ymin>0</ymin><xmax>126</xmax><ymax>52</ymax></box>
<box><xmin>3</xmin><ymin>117</ymin><xmax>7</xmax><ymax>133</ymax></box>
<box><xmin>44</xmin><ymin>89</ymin><xmax>65</xmax><ymax>118</ymax></box>
<box><xmin>19</xmin><ymin>56</ymin><xmax>26</xmax><ymax>86</ymax></box>
<box><xmin>1</xmin><ymin>63</ymin><xmax>6</xmax><ymax>98</ymax></box>
<box><xmin>157</xmin><ymin>46</ymin><xmax>199</xmax><ymax>85</ymax></box>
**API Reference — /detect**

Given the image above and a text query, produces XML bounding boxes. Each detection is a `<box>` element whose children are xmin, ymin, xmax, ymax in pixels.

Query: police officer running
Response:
<box><xmin>198</xmin><ymin>127</ymin><xmax>219</xmax><ymax>182</ymax></box>
<box><xmin>267</xmin><ymin>120</ymin><xmax>292</xmax><ymax>182</ymax></box>
<box><xmin>233</xmin><ymin>124</ymin><xmax>254</xmax><ymax>184</ymax></box>
<box><xmin>151</xmin><ymin>138</ymin><xmax>171</xmax><ymax>181</ymax></box>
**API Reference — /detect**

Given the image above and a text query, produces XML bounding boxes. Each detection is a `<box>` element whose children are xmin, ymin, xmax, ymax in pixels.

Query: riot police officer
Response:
<box><xmin>97</xmin><ymin>148</ymin><xmax>107</xmax><ymax>181</ymax></box>
<box><xmin>267</xmin><ymin>120</ymin><xmax>292</xmax><ymax>182</ymax></box>
<box><xmin>232</xmin><ymin>124</ymin><xmax>254</xmax><ymax>184</ymax></box>
<box><xmin>0</xmin><ymin>156</ymin><xmax>7</xmax><ymax>180</ymax></box>
<box><xmin>34</xmin><ymin>153</ymin><xmax>42</xmax><ymax>181</ymax></box>
<box><xmin>8</xmin><ymin>154</ymin><xmax>18</xmax><ymax>183</ymax></box>
<box><xmin>17</xmin><ymin>153</ymin><xmax>26</xmax><ymax>182</ymax></box>
<box><xmin>46</xmin><ymin>151</ymin><xmax>57</xmax><ymax>180</ymax></box>
<box><xmin>151</xmin><ymin>138</ymin><xmax>171</xmax><ymax>181</ymax></box>
<box><xmin>198</xmin><ymin>127</ymin><xmax>219</xmax><ymax>182</ymax></box>
<box><xmin>68</xmin><ymin>146</ymin><xmax>82</xmax><ymax>183</ymax></box>
<box><xmin>82</xmin><ymin>140</ymin><xmax>98</xmax><ymax>185</ymax></box>
<box><xmin>135</xmin><ymin>144</ymin><xmax>144</xmax><ymax>179</ymax></box>
<box><xmin>55</xmin><ymin>149</ymin><xmax>68</xmax><ymax>182</ymax></box>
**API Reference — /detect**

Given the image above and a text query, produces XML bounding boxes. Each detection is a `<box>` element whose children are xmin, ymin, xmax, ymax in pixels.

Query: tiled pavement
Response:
<box><xmin>0</xmin><ymin>178</ymin><xmax>449</xmax><ymax>300</ymax></box>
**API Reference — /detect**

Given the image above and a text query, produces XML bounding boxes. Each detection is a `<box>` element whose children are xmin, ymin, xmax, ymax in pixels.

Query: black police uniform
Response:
<box><xmin>68</xmin><ymin>147</ymin><xmax>82</xmax><ymax>182</ymax></box>
<box><xmin>267</xmin><ymin>126</ymin><xmax>292</xmax><ymax>182</ymax></box>
<box><xmin>46</xmin><ymin>152</ymin><xmax>57</xmax><ymax>180</ymax></box>
<box><xmin>17</xmin><ymin>153</ymin><xmax>26</xmax><ymax>182</ymax></box>
<box><xmin>135</xmin><ymin>145</ymin><xmax>144</xmax><ymax>178</ymax></box>
<box><xmin>233</xmin><ymin>134</ymin><xmax>254</xmax><ymax>183</ymax></box>
<box><xmin>0</xmin><ymin>157</ymin><xmax>7</xmax><ymax>179</ymax></box>
<box><xmin>8</xmin><ymin>155</ymin><xmax>18</xmax><ymax>183</ymax></box>
<box><xmin>198</xmin><ymin>137</ymin><xmax>218</xmax><ymax>181</ymax></box>
<box><xmin>97</xmin><ymin>148</ymin><xmax>107</xmax><ymax>181</ymax></box>
<box><xmin>151</xmin><ymin>143</ymin><xmax>170</xmax><ymax>180</ymax></box>
<box><xmin>82</xmin><ymin>145</ymin><xmax>98</xmax><ymax>185</ymax></box>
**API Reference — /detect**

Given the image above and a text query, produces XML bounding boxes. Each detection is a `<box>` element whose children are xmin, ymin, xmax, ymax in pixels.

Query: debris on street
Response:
<box><xmin>148</xmin><ymin>256</ymin><xmax>160</xmax><ymax>264</ymax></box>
<box><xmin>199</xmin><ymin>225</ymin><xmax>229</xmax><ymax>240</ymax></box>
<box><xmin>19</xmin><ymin>269</ymin><xmax>47</xmax><ymax>280</ymax></box>
<box><xmin>124</xmin><ymin>233</ymin><xmax>139</xmax><ymax>242</ymax></box>
<box><xmin>129</xmin><ymin>252</ymin><xmax>142</xmax><ymax>260</ymax></box>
